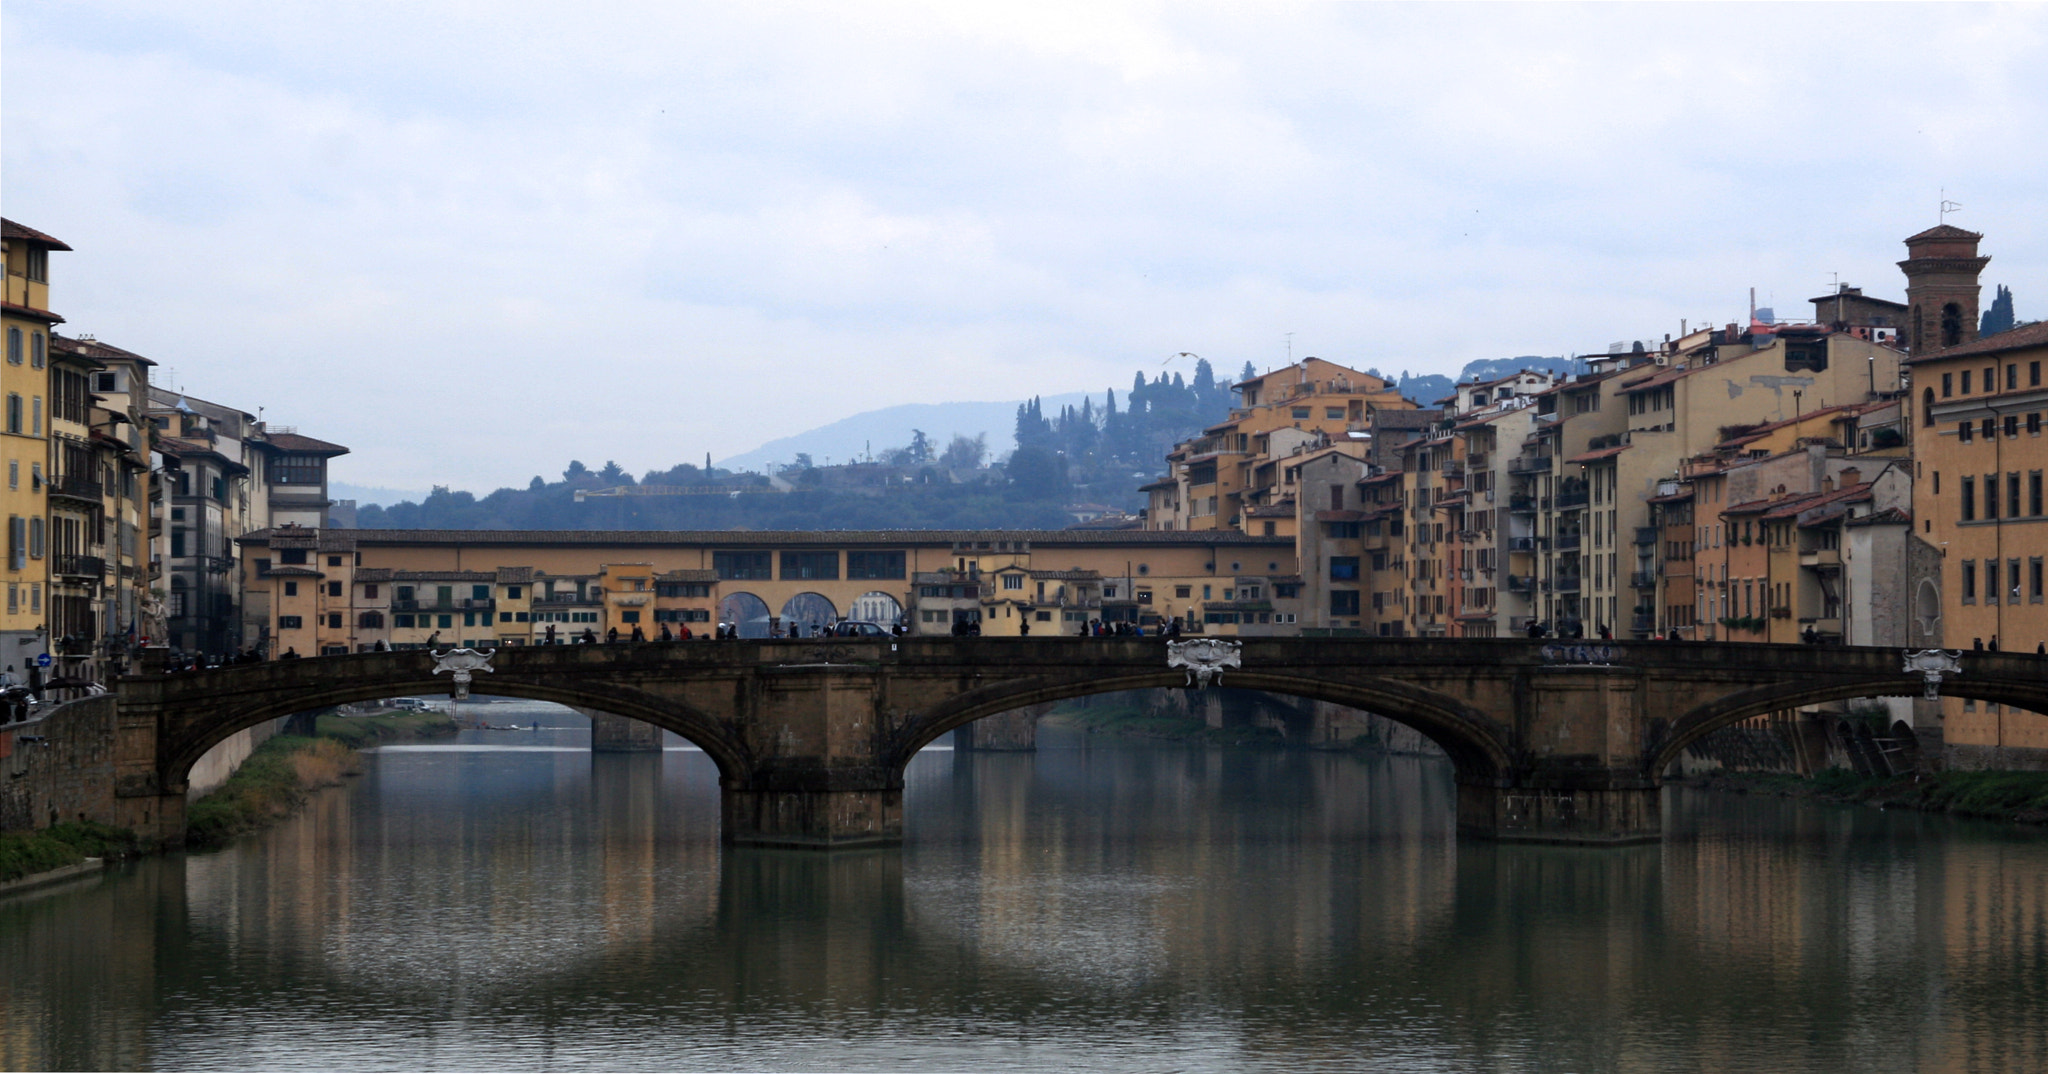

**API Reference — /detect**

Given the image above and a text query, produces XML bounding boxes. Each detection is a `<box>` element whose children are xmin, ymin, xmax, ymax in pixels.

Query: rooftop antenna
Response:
<box><xmin>1940</xmin><ymin>189</ymin><xmax>1961</xmax><ymax>223</ymax></box>
<box><xmin>1285</xmin><ymin>332</ymin><xmax>1294</xmax><ymax>365</ymax></box>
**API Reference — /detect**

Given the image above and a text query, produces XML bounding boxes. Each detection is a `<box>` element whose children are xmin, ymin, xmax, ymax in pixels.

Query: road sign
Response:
<box><xmin>34</xmin><ymin>653</ymin><xmax>52</xmax><ymax>668</ymax></box>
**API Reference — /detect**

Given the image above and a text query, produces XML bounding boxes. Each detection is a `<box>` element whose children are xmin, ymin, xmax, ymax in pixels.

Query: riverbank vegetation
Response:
<box><xmin>184</xmin><ymin>710</ymin><xmax>458</xmax><ymax>849</ymax></box>
<box><xmin>1693</xmin><ymin>768</ymin><xmax>2048</xmax><ymax>825</ymax></box>
<box><xmin>313</xmin><ymin>710</ymin><xmax>459</xmax><ymax>749</ymax></box>
<box><xmin>183</xmin><ymin>735</ymin><xmax>360</xmax><ymax>849</ymax></box>
<box><xmin>0</xmin><ymin>821</ymin><xmax>140</xmax><ymax>883</ymax></box>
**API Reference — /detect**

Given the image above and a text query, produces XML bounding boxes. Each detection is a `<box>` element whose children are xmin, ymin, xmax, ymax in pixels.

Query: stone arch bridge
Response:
<box><xmin>111</xmin><ymin>639</ymin><xmax>2046</xmax><ymax>848</ymax></box>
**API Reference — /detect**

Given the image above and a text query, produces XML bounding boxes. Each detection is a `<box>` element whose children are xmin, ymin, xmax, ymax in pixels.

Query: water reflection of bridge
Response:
<box><xmin>20</xmin><ymin>749</ymin><xmax>2043</xmax><ymax>1072</ymax></box>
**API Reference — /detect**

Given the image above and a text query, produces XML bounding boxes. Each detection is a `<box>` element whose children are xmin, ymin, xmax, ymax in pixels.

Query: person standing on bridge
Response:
<box><xmin>1019</xmin><ymin>619</ymin><xmax>1030</xmax><ymax>637</ymax></box>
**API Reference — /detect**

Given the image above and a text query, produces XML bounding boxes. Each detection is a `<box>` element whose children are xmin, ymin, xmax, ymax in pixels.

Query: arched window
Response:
<box><xmin>1941</xmin><ymin>303</ymin><xmax>1964</xmax><ymax>348</ymax></box>
<box><xmin>1923</xmin><ymin>387</ymin><xmax>1936</xmax><ymax>425</ymax></box>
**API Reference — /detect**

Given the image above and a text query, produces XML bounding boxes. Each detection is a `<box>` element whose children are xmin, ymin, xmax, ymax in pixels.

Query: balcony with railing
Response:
<box><xmin>536</xmin><ymin>592</ymin><xmax>593</xmax><ymax>604</ymax></box>
<box><xmin>1799</xmin><ymin>547</ymin><xmax>1841</xmax><ymax>568</ymax></box>
<box><xmin>1509</xmin><ymin>536</ymin><xmax>1547</xmax><ymax>552</ymax></box>
<box><xmin>1634</xmin><ymin>526</ymin><xmax>1659</xmax><ymax>547</ymax></box>
<box><xmin>1553</xmin><ymin>533</ymin><xmax>1582</xmax><ymax>551</ymax></box>
<box><xmin>1629</xmin><ymin>570</ymin><xmax>1658</xmax><ymax>589</ymax></box>
<box><xmin>1631</xmin><ymin>612</ymin><xmax>1657</xmax><ymax>634</ymax></box>
<box><xmin>1508</xmin><ymin>494</ymin><xmax>1536</xmax><ymax>513</ymax></box>
<box><xmin>53</xmin><ymin>554</ymin><xmax>105</xmax><ymax>580</ymax></box>
<box><xmin>1507</xmin><ymin>454</ymin><xmax>1552</xmax><ymax>475</ymax></box>
<box><xmin>1554</xmin><ymin>488</ymin><xmax>1589</xmax><ymax>510</ymax></box>
<box><xmin>49</xmin><ymin>474</ymin><xmax>104</xmax><ymax>504</ymax></box>
<box><xmin>1551</xmin><ymin>574</ymin><xmax>1582</xmax><ymax>593</ymax></box>
<box><xmin>1505</xmin><ymin>574</ymin><xmax>1536</xmax><ymax>593</ymax></box>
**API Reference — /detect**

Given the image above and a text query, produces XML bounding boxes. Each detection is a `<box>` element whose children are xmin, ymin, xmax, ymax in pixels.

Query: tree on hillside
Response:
<box><xmin>940</xmin><ymin>433</ymin><xmax>988</xmax><ymax>471</ymax></box>
<box><xmin>1005</xmin><ymin>445</ymin><xmax>1066</xmax><ymax>500</ymax></box>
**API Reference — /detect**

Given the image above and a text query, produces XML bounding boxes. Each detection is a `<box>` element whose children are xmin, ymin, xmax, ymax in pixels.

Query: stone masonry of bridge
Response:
<box><xmin>92</xmin><ymin>638</ymin><xmax>2048</xmax><ymax>848</ymax></box>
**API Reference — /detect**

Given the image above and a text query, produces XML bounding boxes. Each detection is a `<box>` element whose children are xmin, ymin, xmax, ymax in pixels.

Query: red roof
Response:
<box><xmin>1</xmin><ymin>219</ymin><xmax>72</xmax><ymax>251</ymax></box>
<box><xmin>1906</xmin><ymin>319</ymin><xmax>2048</xmax><ymax>363</ymax></box>
<box><xmin>1764</xmin><ymin>482</ymin><xmax>1872</xmax><ymax>522</ymax></box>
<box><xmin>254</xmin><ymin>432</ymin><xmax>350</xmax><ymax>456</ymax></box>
<box><xmin>1</xmin><ymin>301</ymin><xmax>63</xmax><ymax>325</ymax></box>
<box><xmin>56</xmin><ymin>334</ymin><xmax>157</xmax><ymax>366</ymax></box>
<box><xmin>1565</xmin><ymin>444</ymin><xmax>1631</xmax><ymax>464</ymax></box>
<box><xmin>1904</xmin><ymin>224</ymin><xmax>1982</xmax><ymax>244</ymax></box>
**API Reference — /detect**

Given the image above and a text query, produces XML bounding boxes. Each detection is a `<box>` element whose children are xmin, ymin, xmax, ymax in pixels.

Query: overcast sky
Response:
<box><xmin>6</xmin><ymin>2</ymin><xmax>2045</xmax><ymax>491</ymax></box>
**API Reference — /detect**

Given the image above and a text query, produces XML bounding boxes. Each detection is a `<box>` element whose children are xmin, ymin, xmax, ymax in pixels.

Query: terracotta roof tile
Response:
<box><xmin>254</xmin><ymin>432</ymin><xmax>350</xmax><ymax>455</ymax></box>
<box><xmin>1906</xmin><ymin>319</ymin><xmax>2048</xmax><ymax>363</ymax></box>
<box><xmin>1</xmin><ymin>301</ymin><xmax>63</xmax><ymax>325</ymax></box>
<box><xmin>1565</xmin><ymin>444</ymin><xmax>1632</xmax><ymax>464</ymax></box>
<box><xmin>1</xmin><ymin>219</ymin><xmax>72</xmax><ymax>250</ymax></box>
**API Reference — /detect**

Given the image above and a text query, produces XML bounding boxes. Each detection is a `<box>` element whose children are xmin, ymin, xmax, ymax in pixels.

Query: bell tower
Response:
<box><xmin>1898</xmin><ymin>224</ymin><xmax>1989</xmax><ymax>356</ymax></box>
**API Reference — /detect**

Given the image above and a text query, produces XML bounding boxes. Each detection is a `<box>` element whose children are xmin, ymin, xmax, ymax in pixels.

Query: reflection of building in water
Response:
<box><xmin>905</xmin><ymin>750</ymin><xmax>1459</xmax><ymax>990</ymax></box>
<box><xmin>595</xmin><ymin>751</ymin><xmax>662</xmax><ymax>944</ymax></box>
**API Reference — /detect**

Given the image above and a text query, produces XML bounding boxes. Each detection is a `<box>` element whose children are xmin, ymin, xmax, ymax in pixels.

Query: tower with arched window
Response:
<box><xmin>1899</xmin><ymin>224</ymin><xmax>1990</xmax><ymax>357</ymax></box>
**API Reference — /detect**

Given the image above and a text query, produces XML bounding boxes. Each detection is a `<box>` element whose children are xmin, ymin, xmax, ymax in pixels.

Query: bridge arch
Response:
<box><xmin>887</xmin><ymin>670</ymin><xmax>1513</xmax><ymax>781</ymax></box>
<box><xmin>158</xmin><ymin>667</ymin><xmax>748</xmax><ymax>794</ymax></box>
<box><xmin>1649</xmin><ymin>672</ymin><xmax>2048</xmax><ymax>776</ymax></box>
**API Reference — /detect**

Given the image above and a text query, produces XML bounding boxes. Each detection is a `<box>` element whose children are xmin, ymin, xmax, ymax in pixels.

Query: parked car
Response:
<box><xmin>827</xmin><ymin>620</ymin><xmax>891</xmax><ymax>638</ymax></box>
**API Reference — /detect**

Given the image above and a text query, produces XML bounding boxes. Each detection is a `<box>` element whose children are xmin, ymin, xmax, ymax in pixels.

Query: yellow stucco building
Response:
<box><xmin>1</xmin><ymin>220</ymin><xmax>69</xmax><ymax>669</ymax></box>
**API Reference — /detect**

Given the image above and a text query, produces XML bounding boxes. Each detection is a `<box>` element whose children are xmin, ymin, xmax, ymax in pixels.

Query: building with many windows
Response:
<box><xmin>1</xmin><ymin>220</ymin><xmax>69</xmax><ymax>668</ymax></box>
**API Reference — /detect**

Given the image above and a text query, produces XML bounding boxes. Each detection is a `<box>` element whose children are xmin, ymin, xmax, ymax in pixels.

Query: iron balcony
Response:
<box><xmin>53</xmin><ymin>553</ymin><xmax>106</xmax><ymax>580</ymax></box>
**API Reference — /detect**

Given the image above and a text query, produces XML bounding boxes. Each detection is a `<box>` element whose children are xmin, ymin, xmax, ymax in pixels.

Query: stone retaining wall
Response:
<box><xmin>0</xmin><ymin>697</ymin><xmax>120</xmax><ymax>832</ymax></box>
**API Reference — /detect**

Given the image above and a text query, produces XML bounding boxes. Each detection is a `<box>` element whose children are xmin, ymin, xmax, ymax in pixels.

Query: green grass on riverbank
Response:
<box><xmin>184</xmin><ymin>735</ymin><xmax>358</xmax><ymax>849</ymax></box>
<box><xmin>1696</xmin><ymin>768</ymin><xmax>2048</xmax><ymax>824</ymax></box>
<box><xmin>185</xmin><ymin>711</ymin><xmax>456</xmax><ymax>850</ymax></box>
<box><xmin>0</xmin><ymin>821</ymin><xmax>140</xmax><ymax>883</ymax></box>
<box><xmin>314</xmin><ymin>710</ymin><xmax>459</xmax><ymax>749</ymax></box>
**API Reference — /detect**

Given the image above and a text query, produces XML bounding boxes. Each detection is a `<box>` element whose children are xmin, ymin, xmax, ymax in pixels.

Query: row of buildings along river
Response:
<box><xmin>3</xmin><ymin>217</ymin><xmax>2044</xmax><ymax>771</ymax></box>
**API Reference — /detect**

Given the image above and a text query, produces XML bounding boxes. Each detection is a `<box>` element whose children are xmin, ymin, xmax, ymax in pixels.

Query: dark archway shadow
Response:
<box><xmin>1651</xmin><ymin>677</ymin><xmax>2048</xmax><ymax>776</ymax></box>
<box><xmin>889</xmin><ymin>670</ymin><xmax>1512</xmax><ymax>784</ymax></box>
<box><xmin>164</xmin><ymin>675</ymin><xmax>746</xmax><ymax>793</ymax></box>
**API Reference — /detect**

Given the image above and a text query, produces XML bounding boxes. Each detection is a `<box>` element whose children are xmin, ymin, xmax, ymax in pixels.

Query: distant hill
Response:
<box><xmin>1364</xmin><ymin>356</ymin><xmax>1582</xmax><ymax>410</ymax></box>
<box><xmin>716</xmin><ymin>394</ymin><xmax>1093</xmax><ymax>473</ymax></box>
<box><xmin>721</xmin><ymin>356</ymin><xmax>1583</xmax><ymax>473</ymax></box>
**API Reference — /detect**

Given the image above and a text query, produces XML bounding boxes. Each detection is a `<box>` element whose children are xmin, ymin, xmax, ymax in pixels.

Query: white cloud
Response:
<box><xmin>5</xmin><ymin>1</ymin><xmax>2044</xmax><ymax>490</ymax></box>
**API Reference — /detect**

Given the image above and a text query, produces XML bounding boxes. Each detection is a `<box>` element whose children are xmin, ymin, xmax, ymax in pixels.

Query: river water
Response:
<box><xmin>4</xmin><ymin>700</ymin><xmax>2046</xmax><ymax>1072</ymax></box>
